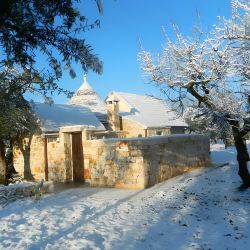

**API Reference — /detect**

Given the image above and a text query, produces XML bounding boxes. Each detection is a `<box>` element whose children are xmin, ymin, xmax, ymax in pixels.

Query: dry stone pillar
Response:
<box><xmin>106</xmin><ymin>95</ymin><xmax>120</xmax><ymax>131</ymax></box>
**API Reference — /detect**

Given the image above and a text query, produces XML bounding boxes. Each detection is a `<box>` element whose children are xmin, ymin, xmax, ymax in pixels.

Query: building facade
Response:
<box><xmin>13</xmin><ymin>76</ymin><xmax>208</xmax><ymax>188</ymax></box>
<box><xmin>105</xmin><ymin>91</ymin><xmax>187</xmax><ymax>137</ymax></box>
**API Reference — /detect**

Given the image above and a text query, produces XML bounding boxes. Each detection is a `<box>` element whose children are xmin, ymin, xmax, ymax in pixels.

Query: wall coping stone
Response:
<box><xmin>88</xmin><ymin>134</ymin><xmax>209</xmax><ymax>146</ymax></box>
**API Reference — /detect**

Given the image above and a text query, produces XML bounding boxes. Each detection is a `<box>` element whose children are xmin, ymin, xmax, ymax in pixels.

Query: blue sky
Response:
<box><xmin>33</xmin><ymin>0</ymin><xmax>232</xmax><ymax>103</ymax></box>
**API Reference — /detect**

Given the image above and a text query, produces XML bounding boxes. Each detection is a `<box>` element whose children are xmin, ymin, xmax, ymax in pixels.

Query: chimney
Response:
<box><xmin>106</xmin><ymin>95</ymin><xmax>120</xmax><ymax>131</ymax></box>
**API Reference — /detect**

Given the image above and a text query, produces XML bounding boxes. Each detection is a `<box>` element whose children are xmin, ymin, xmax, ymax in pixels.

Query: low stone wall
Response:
<box><xmin>83</xmin><ymin>134</ymin><xmax>210</xmax><ymax>189</ymax></box>
<box><xmin>13</xmin><ymin>133</ymin><xmax>210</xmax><ymax>189</ymax></box>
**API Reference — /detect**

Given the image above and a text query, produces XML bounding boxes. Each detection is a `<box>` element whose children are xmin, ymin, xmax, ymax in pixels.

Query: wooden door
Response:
<box><xmin>72</xmin><ymin>133</ymin><xmax>84</xmax><ymax>182</ymax></box>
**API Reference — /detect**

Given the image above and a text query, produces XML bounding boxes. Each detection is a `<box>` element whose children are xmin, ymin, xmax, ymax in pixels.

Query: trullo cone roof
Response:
<box><xmin>69</xmin><ymin>74</ymin><xmax>106</xmax><ymax>114</ymax></box>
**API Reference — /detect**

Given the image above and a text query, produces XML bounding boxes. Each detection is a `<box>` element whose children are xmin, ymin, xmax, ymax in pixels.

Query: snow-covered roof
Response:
<box><xmin>109</xmin><ymin>92</ymin><xmax>187</xmax><ymax>128</ymax></box>
<box><xmin>33</xmin><ymin>103</ymin><xmax>105</xmax><ymax>132</ymax></box>
<box><xmin>69</xmin><ymin>74</ymin><xmax>106</xmax><ymax>114</ymax></box>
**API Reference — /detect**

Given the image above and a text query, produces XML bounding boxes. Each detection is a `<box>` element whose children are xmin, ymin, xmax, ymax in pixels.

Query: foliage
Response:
<box><xmin>0</xmin><ymin>68</ymin><xmax>40</xmax><ymax>180</ymax></box>
<box><xmin>184</xmin><ymin>106</ymin><xmax>234</xmax><ymax>146</ymax></box>
<box><xmin>0</xmin><ymin>69</ymin><xmax>40</xmax><ymax>142</ymax></box>
<box><xmin>0</xmin><ymin>0</ymin><xmax>103</xmax><ymax>97</ymax></box>
<box><xmin>31</xmin><ymin>186</ymin><xmax>42</xmax><ymax>200</ymax></box>
<box><xmin>31</xmin><ymin>179</ymin><xmax>44</xmax><ymax>200</ymax></box>
<box><xmin>184</xmin><ymin>107</ymin><xmax>218</xmax><ymax>138</ymax></box>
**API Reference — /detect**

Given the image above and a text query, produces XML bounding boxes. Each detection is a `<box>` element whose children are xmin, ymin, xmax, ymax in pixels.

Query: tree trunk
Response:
<box><xmin>230</xmin><ymin>119</ymin><xmax>250</xmax><ymax>187</ymax></box>
<box><xmin>234</xmin><ymin>136</ymin><xmax>250</xmax><ymax>186</ymax></box>
<box><xmin>17</xmin><ymin>136</ymin><xmax>34</xmax><ymax>181</ymax></box>
<box><xmin>6</xmin><ymin>140</ymin><xmax>17</xmax><ymax>180</ymax></box>
<box><xmin>0</xmin><ymin>140</ymin><xmax>6</xmax><ymax>184</ymax></box>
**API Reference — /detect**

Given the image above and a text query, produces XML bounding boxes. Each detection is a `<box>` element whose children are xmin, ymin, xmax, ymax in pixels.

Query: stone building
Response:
<box><xmin>69</xmin><ymin>75</ymin><xmax>187</xmax><ymax>136</ymax></box>
<box><xmin>13</xmin><ymin>76</ymin><xmax>210</xmax><ymax>188</ymax></box>
<box><xmin>14</xmin><ymin>103</ymin><xmax>105</xmax><ymax>182</ymax></box>
<box><xmin>105</xmin><ymin>92</ymin><xmax>187</xmax><ymax>137</ymax></box>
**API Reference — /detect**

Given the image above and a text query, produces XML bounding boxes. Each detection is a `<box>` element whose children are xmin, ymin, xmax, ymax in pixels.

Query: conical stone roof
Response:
<box><xmin>69</xmin><ymin>74</ymin><xmax>107</xmax><ymax>114</ymax></box>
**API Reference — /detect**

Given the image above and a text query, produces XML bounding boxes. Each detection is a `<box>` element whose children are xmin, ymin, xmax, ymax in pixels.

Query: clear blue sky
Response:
<box><xmin>32</xmin><ymin>0</ymin><xmax>232</xmax><ymax>103</ymax></box>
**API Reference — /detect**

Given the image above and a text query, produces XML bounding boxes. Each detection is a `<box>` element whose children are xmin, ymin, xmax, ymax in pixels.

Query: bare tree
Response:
<box><xmin>138</xmin><ymin>0</ymin><xmax>250</xmax><ymax>187</ymax></box>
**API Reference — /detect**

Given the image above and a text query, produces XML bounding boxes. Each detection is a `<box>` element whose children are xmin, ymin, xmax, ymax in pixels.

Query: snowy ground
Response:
<box><xmin>1</xmin><ymin>143</ymin><xmax>250</xmax><ymax>250</ymax></box>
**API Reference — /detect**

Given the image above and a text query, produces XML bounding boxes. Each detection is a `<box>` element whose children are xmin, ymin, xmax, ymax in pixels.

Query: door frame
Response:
<box><xmin>71</xmin><ymin>132</ymin><xmax>84</xmax><ymax>182</ymax></box>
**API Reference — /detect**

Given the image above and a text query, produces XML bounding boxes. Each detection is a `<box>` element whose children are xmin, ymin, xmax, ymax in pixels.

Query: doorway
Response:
<box><xmin>71</xmin><ymin>133</ymin><xmax>84</xmax><ymax>182</ymax></box>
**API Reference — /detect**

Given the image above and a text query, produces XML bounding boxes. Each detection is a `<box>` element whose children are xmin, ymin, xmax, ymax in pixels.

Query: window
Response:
<box><xmin>156</xmin><ymin>131</ymin><xmax>163</xmax><ymax>136</ymax></box>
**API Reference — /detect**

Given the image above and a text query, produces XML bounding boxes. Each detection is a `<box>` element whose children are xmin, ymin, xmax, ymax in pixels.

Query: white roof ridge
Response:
<box><xmin>114</xmin><ymin>91</ymin><xmax>147</xmax><ymax>97</ymax></box>
<box><xmin>115</xmin><ymin>91</ymin><xmax>163</xmax><ymax>102</ymax></box>
<box><xmin>78</xmin><ymin>73</ymin><xmax>93</xmax><ymax>91</ymax></box>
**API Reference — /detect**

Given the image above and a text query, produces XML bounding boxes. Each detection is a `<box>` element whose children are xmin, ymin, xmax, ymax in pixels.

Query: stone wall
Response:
<box><xmin>121</xmin><ymin>118</ymin><xmax>146</xmax><ymax>137</ymax></box>
<box><xmin>13</xmin><ymin>133</ymin><xmax>210</xmax><ymax>189</ymax></box>
<box><xmin>83</xmin><ymin>134</ymin><xmax>210</xmax><ymax>189</ymax></box>
<box><xmin>121</xmin><ymin>118</ymin><xmax>185</xmax><ymax>137</ymax></box>
<box><xmin>13</xmin><ymin>133</ymin><xmax>72</xmax><ymax>182</ymax></box>
<box><xmin>46</xmin><ymin>136</ymin><xmax>66</xmax><ymax>181</ymax></box>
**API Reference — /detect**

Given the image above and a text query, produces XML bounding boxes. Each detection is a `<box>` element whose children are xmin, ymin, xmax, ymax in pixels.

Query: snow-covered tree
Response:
<box><xmin>138</xmin><ymin>0</ymin><xmax>250</xmax><ymax>187</ymax></box>
<box><xmin>214</xmin><ymin>0</ymin><xmax>250</xmax><ymax>82</ymax></box>
<box><xmin>183</xmin><ymin>107</ymin><xmax>230</xmax><ymax>145</ymax></box>
<box><xmin>0</xmin><ymin>68</ymin><xmax>41</xmax><ymax>182</ymax></box>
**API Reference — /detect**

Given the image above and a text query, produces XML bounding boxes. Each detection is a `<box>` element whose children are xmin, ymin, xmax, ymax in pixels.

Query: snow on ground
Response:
<box><xmin>1</xmin><ymin>142</ymin><xmax>250</xmax><ymax>250</ymax></box>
